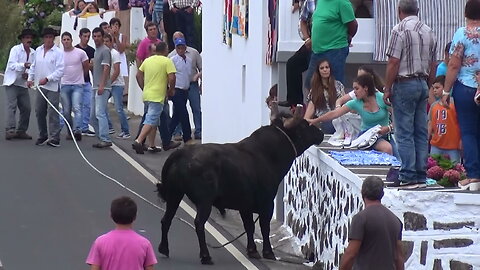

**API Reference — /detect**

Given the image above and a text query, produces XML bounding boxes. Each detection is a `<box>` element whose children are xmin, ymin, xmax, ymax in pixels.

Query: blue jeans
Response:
<box><xmin>452</xmin><ymin>81</ymin><xmax>480</xmax><ymax>178</ymax></box>
<box><xmin>430</xmin><ymin>146</ymin><xmax>461</xmax><ymax>164</ymax></box>
<box><xmin>173</xmin><ymin>82</ymin><xmax>202</xmax><ymax>137</ymax></box>
<box><xmin>392</xmin><ymin>78</ymin><xmax>429</xmax><ymax>183</ymax></box>
<box><xmin>305</xmin><ymin>46</ymin><xmax>349</xmax><ymax>89</ymax></box>
<box><xmin>170</xmin><ymin>88</ymin><xmax>192</xmax><ymax>142</ymax></box>
<box><xmin>81</xmin><ymin>82</ymin><xmax>92</xmax><ymax>132</ymax></box>
<box><xmin>91</xmin><ymin>88</ymin><xmax>111</xmax><ymax>142</ymax></box>
<box><xmin>60</xmin><ymin>84</ymin><xmax>83</xmax><ymax>133</ymax></box>
<box><xmin>175</xmin><ymin>9</ymin><xmax>196</xmax><ymax>49</ymax></box>
<box><xmin>111</xmin><ymin>85</ymin><xmax>130</xmax><ymax>134</ymax></box>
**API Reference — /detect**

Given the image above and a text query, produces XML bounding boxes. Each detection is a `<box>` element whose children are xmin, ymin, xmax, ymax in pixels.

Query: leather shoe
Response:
<box><xmin>15</xmin><ymin>131</ymin><xmax>32</xmax><ymax>140</ymax></box>
<box><xmin>163</xmin><ymin>141</ymin><xmax>181</xmax><ymax>151</ymax></box>
<box><xmin>5</xmin><ymin>130</ymin><xmax>17</xmax><ymax>140</ymax></box>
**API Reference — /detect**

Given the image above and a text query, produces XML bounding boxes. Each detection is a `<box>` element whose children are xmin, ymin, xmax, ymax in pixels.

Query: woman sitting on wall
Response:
<box><xmin>78</xmin><ymin>2</ymin><xmax>102</xmax><ymax>18</ymax></box>
<box><xmin>307</xmin><ymin>74</ymin><xmax>394</xmax><ymax>155</ymax></box>
<box><xmin>69</xmin><ymin>0</ymin><xmax>87</xmax><ymax>16</ymax></box>
<box><xmin>304</xmin><ymin>59</ymin><xmax>346</xmax><ymax>134</ymax></box>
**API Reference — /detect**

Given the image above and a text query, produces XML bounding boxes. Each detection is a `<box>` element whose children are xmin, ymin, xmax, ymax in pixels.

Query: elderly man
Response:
<box><xmin>3</xmin><ymin>29</ymin><xmax>36</xmax><ymax>140</ymax></box>
<box><xmin>168</xmin><ymin>0</ymin><xmax>199</xmax><ymax>49</ymax></box>
<box><xmin>383</xmin><ymin>0</ymin><xmax>437</xmax><ymax>187</ymax></box>
<box><xmin>304</xmin><ymin>0</ymin><xmax>357</xmax><ymax>88</ymax></box>
<box><xmin>27</xmin><ymin>28</ymin><xmax>64</xmax><ymax>147</ymax></box>
<box><xmin>168</xmin><ymin>31</ymin><xmax>202</xmax><ymax>139</ymax></box>
<box><xmin>339</xmin><ymin>176</ymin><xmax>404</xmax><ymax>270</ymax></box>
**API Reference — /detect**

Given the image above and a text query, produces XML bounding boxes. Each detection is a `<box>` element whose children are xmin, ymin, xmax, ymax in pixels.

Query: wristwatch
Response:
<box><xmin>442</xmin><ymin>90</ymin><xmax>450</xmax><ymax>96</ymax></box>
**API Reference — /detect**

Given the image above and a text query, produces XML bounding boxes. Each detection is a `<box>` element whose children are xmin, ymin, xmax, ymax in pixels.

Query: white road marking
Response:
<box><xmin>110</xmin><ymin>144</ymin><xmax>259</xmax><ymax>270</ymax></box>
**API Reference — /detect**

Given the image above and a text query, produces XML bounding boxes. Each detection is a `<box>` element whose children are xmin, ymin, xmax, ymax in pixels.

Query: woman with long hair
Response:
<box><xmin>307</xmin><ymin>74</ymin><xmax>394</xmax><ymax>154</ymax></box>
<box><xmin>335</xmin><ymin>65</ymin><xmax>385</xmax><ymax>107</ymax></box>
<box><xmin>304</xmin><ymin>59</ymin><xmax>345</xmax><ymax>133</ymax></box>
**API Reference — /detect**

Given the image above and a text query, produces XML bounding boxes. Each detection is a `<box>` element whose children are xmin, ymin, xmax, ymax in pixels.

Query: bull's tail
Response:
<box><xmin>157</xmin><ymin>153</ymin><xmax>177</xmax><ymax>202</ymax></box>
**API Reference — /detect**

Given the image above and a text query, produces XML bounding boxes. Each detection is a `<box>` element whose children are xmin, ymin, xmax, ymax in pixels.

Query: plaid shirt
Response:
<box><xmin>386</xmin><ymin>16</ymin><xmax>437</xmax><ymax>77</ymax></box>
<box><xmin>298</xmin><ymin>0</ymin><xmax>315</xmax><ymax>40</ymax></box>
<box><xmin>168</xmin><ymin>0</ymin><xmax>199</xmax><ymax>9</ymax></box>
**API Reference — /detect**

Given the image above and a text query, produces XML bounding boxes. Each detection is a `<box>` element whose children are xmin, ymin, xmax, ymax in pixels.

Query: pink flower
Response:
<box><xmin>427</xmin><ymin>166</ymin><xmax>445</xmax><ymax>180</ymax></box>
<box><xmin>454</xmin><ymin>163</ymin><xmax>466</xmax><ymax>173</ymax></box>
<box><xmin>444</xmin><ymin>169</ymin><xmax>461</xmax><ymax>184</ymax></box>
<box><xmin>427</xmin><ymin>157</ymin><xmax>438</xmax><ymax>169</ymax></box>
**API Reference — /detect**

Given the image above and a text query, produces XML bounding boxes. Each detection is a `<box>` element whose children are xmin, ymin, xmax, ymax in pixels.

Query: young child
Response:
<box><xmin>86</xmin><ymin>196</ymin><xmax>157</xmax><ymax>270</ymax></box>
<box><xmin>428</xmin><ymin>76</ymin><xmax>461</xmax><ymax>163</ymax></box>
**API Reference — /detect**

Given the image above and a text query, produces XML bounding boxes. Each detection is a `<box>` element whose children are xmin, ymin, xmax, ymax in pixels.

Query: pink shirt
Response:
<box><xmin>62</xmin><ymin>48</ymin><xmax>88</xmax><ymax>85</ymax></box>
<box><xmin>136</xmin><ymin>37</ymin><xmax>160</xmax><ymax>62</ymax></box>
<box><xmin>86</xmin><ymin>229</ymin><xmax>157</xmax><ymax>270</ymax></box>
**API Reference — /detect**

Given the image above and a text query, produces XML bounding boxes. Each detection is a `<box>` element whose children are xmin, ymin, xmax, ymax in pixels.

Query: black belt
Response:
<box><xmin>395</xmin><ymin>74</ymin><xmax>428</xmax><ymax>83</ymax></box>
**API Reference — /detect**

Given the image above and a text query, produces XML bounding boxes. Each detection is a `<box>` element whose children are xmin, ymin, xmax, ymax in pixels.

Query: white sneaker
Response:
<box><xmin>116</xmin><ymin>132</ymin><xmax>131</xmax><ymax>139</ymax></box>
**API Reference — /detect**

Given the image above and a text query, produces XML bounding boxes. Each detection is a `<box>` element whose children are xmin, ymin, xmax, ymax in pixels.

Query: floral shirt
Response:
<box><xmin>450</xmin><ymin>26</ymin><xmax>480</xmax><ymax>88</ymax></box>
<box><xmin>307</xmin><ymin>80</ymin><xmax>345</xmax><ymax>117</ymax></box>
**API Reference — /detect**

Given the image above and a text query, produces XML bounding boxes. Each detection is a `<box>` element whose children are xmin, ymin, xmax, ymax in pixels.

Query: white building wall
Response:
<box><xmin>202</xmin><ymin>1</ymin><xmax>274</xmax><ymax>144</ymax></box>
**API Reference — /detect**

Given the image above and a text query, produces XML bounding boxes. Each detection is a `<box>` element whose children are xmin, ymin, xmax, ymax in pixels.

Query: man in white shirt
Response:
<box><xmin>27</xmin><ymin>28</ymin><xmax>65</xmax><ymax>147</ymax></box>
<box><xmin>104</xmin><ymin>33</ymin><xmax>130</xmax><ymax>139</ymax></box>
<box><xmin>3</xmin><ymin>29</ymin><xmax>36</xmax><ymax>140</ymax></box>
<box><xmin>169</xmin><ymin>37</ymin><xmax>193</xmax><ymax>144</ymax></box>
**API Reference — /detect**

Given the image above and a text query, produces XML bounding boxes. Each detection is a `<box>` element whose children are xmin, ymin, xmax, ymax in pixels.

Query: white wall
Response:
<box><xmin>202</xmin><ymin>1</ymin><xmax>275</xmax><ymax>144</ymax></box>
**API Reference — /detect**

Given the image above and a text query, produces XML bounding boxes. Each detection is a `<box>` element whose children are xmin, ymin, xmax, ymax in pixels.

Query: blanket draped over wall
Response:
<box><xmin>223</xmin><ymin>0</ymin><xmax>249</xmax><ymax>47</ymax></box>
<box><xmin>374</xmin><ymin>0</ymin><xmax>467</xmax><ymax>61</ymax></box>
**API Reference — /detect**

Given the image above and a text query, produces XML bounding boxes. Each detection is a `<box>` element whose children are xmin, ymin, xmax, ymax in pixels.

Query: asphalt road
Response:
<box><xmin>0</xmin><ymin>84</ymin><xmax>294</xmax><ymax>270</ymax></box>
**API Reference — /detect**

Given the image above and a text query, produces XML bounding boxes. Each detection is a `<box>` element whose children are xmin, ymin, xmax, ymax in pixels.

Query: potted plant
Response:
<box><xmin>426</xmin><ymin>154</ymin><xmax>466</xmax><ymax>187</ymax></box>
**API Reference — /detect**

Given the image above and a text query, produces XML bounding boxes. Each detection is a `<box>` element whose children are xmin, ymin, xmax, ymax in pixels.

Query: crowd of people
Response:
<box><xmin>4</xmin><ymin>12</ymin><xmax>202</xmax><ymax>154</ymax></box>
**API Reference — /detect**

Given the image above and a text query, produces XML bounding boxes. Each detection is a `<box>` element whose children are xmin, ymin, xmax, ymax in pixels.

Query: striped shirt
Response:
<box><xmin>298</xmin><ymin>0</ymin><xmax>315</xmax><ymax>40</ymax></box>
<box><xmin>385</xmin><ymin>16</ymin><xmax>437</xmax><ymax>77</ymax></box>
<box><xmin>168</xmin><ymin>0</ymin><xmax>198</xmax><ymax>9</ymax></box>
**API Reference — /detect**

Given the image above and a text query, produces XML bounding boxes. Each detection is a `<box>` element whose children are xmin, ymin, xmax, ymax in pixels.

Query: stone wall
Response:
<box><xmin>283</xmin><ymin>146</ymin><xmax>480</xmax><ymax>269</ymax></box>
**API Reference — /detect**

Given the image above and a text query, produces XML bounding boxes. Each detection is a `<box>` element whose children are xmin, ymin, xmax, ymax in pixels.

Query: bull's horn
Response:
<box><xmin>270</xmin><ymin>101</ymin><xmax>279</xmax><ymax>122</ymax></box>
<box><xmin>293</xmin><ymin>104</ymin><xmax>303</xmax><ymax>119</ymax></box>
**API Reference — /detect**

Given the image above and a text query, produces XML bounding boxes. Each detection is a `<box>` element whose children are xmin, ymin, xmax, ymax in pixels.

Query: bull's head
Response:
<box><xmin>270</xmin><ymin>104</ymin><xmax>324</xmax><ymax>154</ymax></box>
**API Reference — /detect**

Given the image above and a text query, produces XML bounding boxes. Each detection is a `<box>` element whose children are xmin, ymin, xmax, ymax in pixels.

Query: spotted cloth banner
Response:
<box><xmin>374</xmin><ymin>0</ymin><xmax>467</xmax><ymax>61</ymax></box>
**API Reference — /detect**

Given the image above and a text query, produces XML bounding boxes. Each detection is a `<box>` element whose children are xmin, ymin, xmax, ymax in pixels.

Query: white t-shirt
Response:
<box><xmin>62</xmin><ymin>48</ymin><xmax>88</xmax><ymax>85</ymax></box>
<box><xmin>110</xmin><ymin>49</ymin><xmax>125</xmax><ymax>86</ymax></box>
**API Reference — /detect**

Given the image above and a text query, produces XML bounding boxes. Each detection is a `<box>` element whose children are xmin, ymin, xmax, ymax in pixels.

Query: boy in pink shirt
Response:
<box><xmin>86</xmin><ymin>196</ymin><xmax>157</xmax><ymax>270</ymax></box>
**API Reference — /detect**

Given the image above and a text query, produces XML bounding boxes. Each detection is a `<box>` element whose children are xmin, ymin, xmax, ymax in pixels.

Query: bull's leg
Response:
<box><xmin>195</xmin><ymin>204</ymin><xmax>214</xmax><ymax>265</ymax></box>
<box><xmin>240</xmin><ymin>211</ymin><xmax>261</xmax><ymax>259</ymax></box>
<box><xmin>158</xmin><ymin>191</ymin><xmax>184</xmax><ymax>257</ymax></box>
<box><xmin>259</xmin><ymin>203</ymin><xmax>276</xmax><ymax>260</ymax></box>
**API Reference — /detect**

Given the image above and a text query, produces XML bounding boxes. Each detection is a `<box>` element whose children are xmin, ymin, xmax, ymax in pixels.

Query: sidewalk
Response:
<box><xmin>107</xmin><ymin>105</ymin><xmax>312</xmax><ymax>269</ymax></box>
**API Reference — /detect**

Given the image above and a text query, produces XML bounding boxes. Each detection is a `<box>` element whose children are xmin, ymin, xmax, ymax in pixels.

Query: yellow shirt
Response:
<box><xmin>139</xmin><ymin>55</ymin><xmax>176</xmax><ymax>103</ymax></box>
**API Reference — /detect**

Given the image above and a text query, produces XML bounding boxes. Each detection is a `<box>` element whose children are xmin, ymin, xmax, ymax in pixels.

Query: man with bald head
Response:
<box><xmin>168</xmin><ymin>31</ymin><xmax>202</xmax><ymax>139</ymax></box>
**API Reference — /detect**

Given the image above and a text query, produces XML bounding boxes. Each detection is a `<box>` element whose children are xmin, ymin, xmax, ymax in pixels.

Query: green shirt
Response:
<box><xmin>139</xmin><ymin>55</ymin><xmax>176</xmax><ymax>103</ymax></box>
<box><xmin>311</xmin><ymin>0</ymin><xmax>355</xmax><ymax>53</ymax></box>
<box><xmin>346</xmin><ymin>92</ymin><xmax>390</xmax><ymax>131</ymax></box>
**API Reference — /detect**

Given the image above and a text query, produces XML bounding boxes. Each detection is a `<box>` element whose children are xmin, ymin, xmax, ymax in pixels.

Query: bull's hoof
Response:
<box><xmin>247</xmin><ymin>248</ymin><xmax>261</xmax><ymax>259</ymax></box>
<box><xmin>263</xmin><ymin>250</ymin><xmax>276</xmax><ymax>260</ymax></box>
<box><xmin>201</xmin><ymin>255</ymin><xmax>214</xmax><ymax>265</ymax></box>
<box><xmin>158</xmin><ymin>243</ymin><xmax>169</xmax><ymax>257</ymax></box>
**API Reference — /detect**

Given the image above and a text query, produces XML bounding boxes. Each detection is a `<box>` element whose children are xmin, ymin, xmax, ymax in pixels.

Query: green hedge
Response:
<box><xmin>0</xmin><ymin>0</ymin><xmax>23</xmax><ymax>71</ymax></box>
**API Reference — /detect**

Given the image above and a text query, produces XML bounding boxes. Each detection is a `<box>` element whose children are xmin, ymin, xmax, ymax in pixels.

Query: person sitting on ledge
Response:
<box><xmin>307</xmin><ymin>74</ymin><xmax>394</xmax><ymax>155</ymax></box>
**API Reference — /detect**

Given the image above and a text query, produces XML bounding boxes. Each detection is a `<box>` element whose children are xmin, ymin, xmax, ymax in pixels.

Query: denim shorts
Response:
<box><xmin>143</xmin><ymin>101</ymin><xmax>163</xmax><ymax>126</ymax></box>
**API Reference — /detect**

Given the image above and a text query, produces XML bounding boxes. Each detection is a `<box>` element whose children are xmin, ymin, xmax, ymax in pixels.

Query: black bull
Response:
<box><xmin>156</xmin><ymin>109</ymin><xmax>324</xmax><ymax>265</ymax></box>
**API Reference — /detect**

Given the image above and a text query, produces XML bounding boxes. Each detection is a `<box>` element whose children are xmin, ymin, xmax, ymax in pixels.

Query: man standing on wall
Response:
<box><xmin>279</xmin><ymin>0</ymin><xmax>315</xmax><ymax>108</ymax></box>
<box><xmin>304</xmin><ymin>0</ymin><xmax>357</xmax><ymax>89</ymax></box>
<box><xmin>168</xmin><ymin>31</ymin><xmax>202</xmax><ymax>140</ymax></box>
<box><xmin>168</xmin><ymin>0</ymin><xmax>199</xmax><ymax>49</ymax></box>
<box><xmin>339</xmin><ymin>176</ymin><xmax>404</xmax><ymax>270</ymax></box>
<box><xmin>3</xmin><ymin>28</ymin><xmax>36</xmax><ymax>140</ymax></box>
<box><xmin>383</xmin><ymin>0</ymin><xmax>437</xmax><ymax>187</ymax></box>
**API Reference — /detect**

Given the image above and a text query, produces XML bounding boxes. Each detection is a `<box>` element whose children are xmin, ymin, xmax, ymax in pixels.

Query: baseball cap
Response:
<box><xmin>174</xmin><ymin>38</ymin><xmax>186</xmax><ymax>47</ymax></box>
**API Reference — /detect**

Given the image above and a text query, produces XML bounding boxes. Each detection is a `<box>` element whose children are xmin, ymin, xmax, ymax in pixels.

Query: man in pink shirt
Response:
<box><xmin>136</xmin><ymin>22</ymin><xmax>161</xmax><ymax>67</ymax></box>
<box><xmin>86</xmin><ymin>196</ymin><xmax>157</xmax><ymax>270</ymax></box>
<box><xmin>61</xmin><ymin>31</ymin><xmax>89</xmax><ymax>141</ymax></box>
